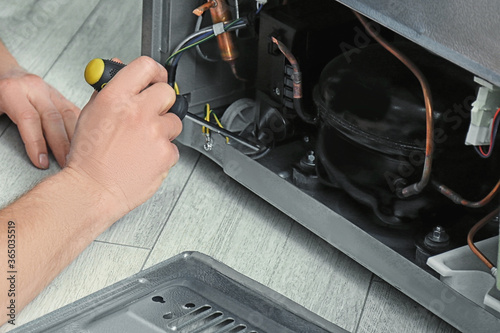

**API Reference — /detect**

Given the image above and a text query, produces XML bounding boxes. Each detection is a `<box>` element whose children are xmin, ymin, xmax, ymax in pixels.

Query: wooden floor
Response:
<box><xmin>0</xmin><ymin>1</ymin><xmax>460</xmax><ymax>332</ymax></box>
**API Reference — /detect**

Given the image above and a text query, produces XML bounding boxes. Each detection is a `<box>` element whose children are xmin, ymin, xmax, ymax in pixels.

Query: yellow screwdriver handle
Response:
<box><xmin>84</xmin><ymin>58</ymin><xmax>126</xmax><ymax>91</ymax></box>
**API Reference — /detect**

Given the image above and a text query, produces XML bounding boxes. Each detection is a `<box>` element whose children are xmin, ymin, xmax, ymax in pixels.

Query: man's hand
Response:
<box><xmin>0</xmin><ymin>67</ymin><xmax>81</xmax><ymax>169</ymax></box>
<box><xmin>0</xmin><ymin>56</ymin><xmax>182</xmax><ymax>324</ymax></box>
<box><xmin>65</xmin><ymin>56</ymin><xmax>182</xmax><ymax>216</ymax></box>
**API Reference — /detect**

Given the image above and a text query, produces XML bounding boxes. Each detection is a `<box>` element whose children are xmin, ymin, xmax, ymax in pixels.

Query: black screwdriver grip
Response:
<box><xmin>169</xmin><ymin>95</ymin><xmax>188</xmax><ymax>120</ymax></box>
<box><xmin>91</xmin><ymin>59</ymin><xmax>125</xmax><ymax>92</ymax></box>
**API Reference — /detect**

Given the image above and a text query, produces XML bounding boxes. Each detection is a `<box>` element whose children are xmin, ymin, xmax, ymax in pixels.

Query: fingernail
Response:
<box><xmin>39</xmin><ymin>153</ymin><xmax>49</xmax><ymax>169</ymax></box>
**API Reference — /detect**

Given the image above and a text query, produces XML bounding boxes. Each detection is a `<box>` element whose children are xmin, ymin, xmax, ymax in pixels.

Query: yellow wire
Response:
<box><xmin>202</xmin><ymin>103</ymin><xmax>229</xmax><ymax>143</ymax></box>
<box><xmin>174</xmin><ymin>82</ymin><xmax>180</xmax><ymax>95</ymax></box>
<box><xmin>211</xmin><ymin>113</ymin><xmax>229</xmax><ymax>143</ymax></box>
<box><xmin>203</xmin><ymin>103</ymin><xmax>210</xmax><ymax>134</ymax></box>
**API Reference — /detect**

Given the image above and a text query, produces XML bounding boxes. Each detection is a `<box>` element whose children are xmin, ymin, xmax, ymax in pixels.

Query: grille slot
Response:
<box><xmin>163</xmin><ymin>303</ymin><xmax>259</xmax><ymax>333</ymax></box>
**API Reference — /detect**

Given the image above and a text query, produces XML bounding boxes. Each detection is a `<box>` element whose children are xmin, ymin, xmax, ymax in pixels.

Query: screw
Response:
<box><xmin>204</xmin><ymin>133</ymin><xmax>213</xmax><ymax>151</ymax></box>
<box><xmin>427</xmin><ymin>225</ymin><xmax>449</xmax><ymax>244</ymax></box>
<box><xmin>303</xmin><ymin>136</ymin><xmax>310</xmax><ymax>143</ymax></box>
<box><xmin>307</xmin><ymin>151</ymin><xmax>315</xmax><ymax>163</ymax></box>
<box><xmin>273</xmin><ymin>87</ymin><xmax>281</xmax><ymax>96</ymax></box>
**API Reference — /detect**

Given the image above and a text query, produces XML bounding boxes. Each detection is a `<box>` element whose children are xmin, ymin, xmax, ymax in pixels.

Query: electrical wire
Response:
<box><xmin>475</xmin><ymin>107</ymin><xmax>500</xmax><ymax>158</ymax></box>
<box><xmin>234</xmin><ymin>0</ymin><xmax>240</xmax><ymax>19</ymax></box>
<box><xmin>467</xmin><ymin>208</ymin><xmax>498</xmax><ymax>276</ymax></box>
<box><xmin>166</xmin><ymin>18</ymin><xmax>246</xmax><ymax>66</ymax></box>
<box><xmin>195</xmin><ymin>14</ymin><xmax>219</xmax><ymax>63</ymax></box>
<box><xmin>354</xmin><ymin>11</ymin><xmax>435</xmax><ymax>198</ymax></box>
<box><xmin>202</xmin><ymin>104</ymin><xmax>229</xmax><ymax>143</ymax></box>
<box><xmin>203</xmin><ymin>103</ymin><xmax>211</xmax><ymax>134</ymax></box>
<box><xmin>165</xmin><ymin>18</ymin><xmax>247</xmax><ymax>86</ymax></box>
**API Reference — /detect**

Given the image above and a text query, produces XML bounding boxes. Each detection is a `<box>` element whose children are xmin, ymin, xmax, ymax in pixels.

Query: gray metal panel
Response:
<box><xmin>174</xmin><ymin>122</ymin><xmax>500</xmax><ymax>332</ymax></box>
<box><xmin>336</xmin><ymin>0</ymin><xmax>500</xmax><ymax>87</ymax></box>
<box><xmin>11</xmin><ymin>252</ymin><xmax>344</xmax><ymax>333</ymax></box>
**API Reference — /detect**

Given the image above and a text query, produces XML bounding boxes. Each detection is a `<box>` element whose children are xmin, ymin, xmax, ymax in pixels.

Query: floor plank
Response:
<box><xmin>0</xmin><ymin>242</ymin><xmax>149</xmax><ymax>332</ymax></box>
<box><xmin>144</xmin><ymin>156</ymin><xmax>373</xmax><ymax>332</ymax></box>
<box><xmin>42</xmin><ymin>0</ymin><xmax>144</xmax><ymax>109</ymax></box>
<box><xmin>355</xmin><ymin>280</ymin><xmax>459</xmax><ymax>333</ymax></box>
<box><xmin>0</xmin><ymin>126</ymin><xmax>59</xmax><ymax>207</ymax></box>
<box><xmin>0</xmin><ymin>0</ymin><xmax>101</xmax><ymax>77</ymax></box>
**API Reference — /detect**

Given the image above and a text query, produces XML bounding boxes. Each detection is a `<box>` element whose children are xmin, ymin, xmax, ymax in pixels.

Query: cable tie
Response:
<box><xmin>213</xmin><ymin>22</ymin><xmax>225</xmax><ymax>36</ymax></box>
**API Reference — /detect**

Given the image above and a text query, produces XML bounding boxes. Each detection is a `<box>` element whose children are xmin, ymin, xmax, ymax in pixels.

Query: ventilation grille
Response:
<box><xmin>152</xmin><ymin>296</ymin><xmax>258</xmax><ymax>333</ymax></box>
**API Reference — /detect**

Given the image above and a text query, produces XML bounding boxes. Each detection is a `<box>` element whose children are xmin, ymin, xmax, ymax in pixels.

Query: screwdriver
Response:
<box><xmin>84</xmin><ymin>58</ymin><xmax>188</xmax><ymax>119</ymax></box>
<box><xmin>84</xmin><ymin>58</ymin><xmax>260</xmax><ymax>151</ymax></box>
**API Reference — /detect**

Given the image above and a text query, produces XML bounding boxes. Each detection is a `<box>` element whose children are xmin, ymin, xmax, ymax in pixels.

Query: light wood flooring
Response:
<box><xmin>0</xmin><ymin>1</ymin><xmax>460</xmax><ymax>332</ymax></box>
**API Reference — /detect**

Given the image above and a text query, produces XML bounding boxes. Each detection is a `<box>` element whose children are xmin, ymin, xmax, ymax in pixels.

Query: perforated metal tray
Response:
<box><xmin>12</xmin><ymin>252</ymin><xmax>345</xmax><ymax>333</ymax></box>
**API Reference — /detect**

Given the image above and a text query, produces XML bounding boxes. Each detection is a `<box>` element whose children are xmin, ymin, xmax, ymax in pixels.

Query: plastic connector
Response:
<box><xmin>256</xmin><ymin>0</ymin><xmax>267</xmax><ymax>5</ymax></box>
<box><xmin>465</xmin><ymin>77</ymin><xmax>500</xmax><ymax>146</ymax></box>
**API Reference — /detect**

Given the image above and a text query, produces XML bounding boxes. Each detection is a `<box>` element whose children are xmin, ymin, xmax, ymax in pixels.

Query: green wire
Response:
<box><xmin>165</xmin><ymin>19</ymin><xmax>242</xmax><ymax>66</ymax></box>
<box><xmin>166</xmin><ymin>34</ymin><xmax>216</xmax><ymax>65</ymax></box>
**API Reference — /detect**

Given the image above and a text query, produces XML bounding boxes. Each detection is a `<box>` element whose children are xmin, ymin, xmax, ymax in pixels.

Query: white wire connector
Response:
<box><xmin>212</xmin><ymin>22</ymin><xmax>225</xmax><ymax>36</ymax></box>
<box><xmin>256</xmin><ymin>0</ymin><xmax>268</xmax><ymax>4</ymax></box>
<box><xmin>491</xmin><ymin>266</ymin><xmax>497</xmax><ymax>278</ymax></box>
<box><xmin>465</xmin><ymin>77</ymin><xmax>500</xmax><ymax>146</ymax></box>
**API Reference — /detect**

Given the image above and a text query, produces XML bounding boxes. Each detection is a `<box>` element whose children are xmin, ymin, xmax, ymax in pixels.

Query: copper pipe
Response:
<box><xmin>193</xmin><ymin>1</ymin><xmax>216</xmax><ymax>16</ymax></box>
<box><xmin>467</xmin><ymin>208</ymin><xmax>498</xmax><ymax>270</ymax></box>
<box><xmin>208</xmin><ymin>0</ymin><xmax>239</xmax><ymax>62</ymax></box>
<box><xmin>271</xmin><ymin>37</ymin><xmax>317</xmax><ymax>124</ymax></box>
<box><xmin>271</xmin><ymin>37</ymin><xmax>301</xmax><ymax>98</ymax></box>
<box><xmin>432</xmin><ymin>179</ymin><xmax>500</xmax><ymax>208</ymax></box>
<box><xmin>354</xmin><ymin>11</ymin><xmax>435</xmax><ymax>198</ymax></box>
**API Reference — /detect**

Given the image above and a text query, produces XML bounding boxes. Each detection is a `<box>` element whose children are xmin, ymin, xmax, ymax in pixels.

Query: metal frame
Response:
<box><xmin>142</xmin><ymin>1</ymin><xmax>500</xmax><ymax>331</ymax></box>
<box><xmin>12</xmin><ymin>252</ymin><xmax>344</xmax><ymax>332</ymax></box>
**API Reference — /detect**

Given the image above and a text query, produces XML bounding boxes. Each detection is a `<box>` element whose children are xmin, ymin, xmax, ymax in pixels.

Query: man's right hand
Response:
<box><xmin>65</xmin><ymin>56</ymin><xmax>182</xmax><ymax>217</ymax></box>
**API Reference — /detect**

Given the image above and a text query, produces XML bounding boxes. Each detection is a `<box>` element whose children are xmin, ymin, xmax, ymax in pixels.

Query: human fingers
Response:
<box><xmin>8</xmin><ymin>99</ymin><xmax>48</xmax><ymax>169</ymax></box>
<box><xmin>106</xmin><ymin>56</ymin><xmax>168</xmax><ymax>96</ymax></box>
<box><xmin>30</xmin><ymin>92</ymin><xmax>70</xmax><ymax>168</ymax></box>
<box><xmin>159</xmin><ymin>112</ymin><xmax>183</xmax><ymax>141</ymax></box>
<box><xmin>139</xmin><ymin>82</ymin><xmax>182</xmax><ymax>141</ymax></box>
<box><xmin>49</xmin><ymin>86</ymin><xmax>81</xmax><ymax>141</ymax></box>
<box><xmin>163</xmin><ymin>141</ymin><xmax>180</xmax><ymax>170</ymax></box>
<box><xmin>139</xmin><ymin>81</ymin><xmax>176</xmax><ymax>116</ymax></box>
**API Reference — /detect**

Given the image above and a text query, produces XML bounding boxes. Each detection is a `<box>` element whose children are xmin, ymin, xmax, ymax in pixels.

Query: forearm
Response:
<box><xmin>0</xmin><ymin>168</ymin><xmax>122</xmax><ymax>325</ymax></box>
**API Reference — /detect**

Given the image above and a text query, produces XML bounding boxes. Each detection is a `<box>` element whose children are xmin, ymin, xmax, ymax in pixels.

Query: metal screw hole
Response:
<box><xmin>152</xmin><ymin>296</ymin><xmax>165</xmax><ymax>303</ymax></box>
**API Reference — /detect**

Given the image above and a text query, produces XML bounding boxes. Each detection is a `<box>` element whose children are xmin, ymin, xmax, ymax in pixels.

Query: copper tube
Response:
<box><xmin>432</xmin><ymin>179</ymin><xmax>500</xmax><ymax>208</ymax></box>
<box><xmin>271</xmin><ymin>37</ymin><xmax>301</xmax><ymax>98</ymax></box>
<box><xmin>193</xmin><ymin>1</ymin><xmax>216</xmax><ymax>16</ymax></box>
<box><xmin>354</xmin><ymin>11</ymin><xmax>435</xmax><ymax>198</ymax></box>
<box><xmin>271</xmin><ymin>37</ymin><xmax>317</xmax><ymax>124</ymax></box>
<box><xmin>467</xmin><ymin>208</ymin><xmax>498</xmax><ymax>270</ymax></box>
<box><xmin>209</xmin><ymin>0</ymin><xmax>239</xmax><ymax>62</ymax></box>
